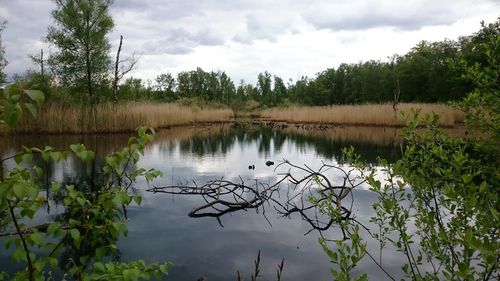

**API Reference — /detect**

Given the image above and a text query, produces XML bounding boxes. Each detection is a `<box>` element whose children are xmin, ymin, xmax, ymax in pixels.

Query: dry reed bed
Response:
<box><xmin>12</xmin><ymin>102</ymin><xmax>234</xmax><ymax>134</ymax></box>
<box><xmin>261</xmin><ymin>103</ymin><xmax>464</xmax><ymax>127</ymax></box>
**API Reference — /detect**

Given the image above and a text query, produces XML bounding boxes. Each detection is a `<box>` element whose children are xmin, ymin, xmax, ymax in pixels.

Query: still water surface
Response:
<box><xmin>1</xmin><ymin>125</ymin><xmax>405</xmax><ymax>280</ymax></box>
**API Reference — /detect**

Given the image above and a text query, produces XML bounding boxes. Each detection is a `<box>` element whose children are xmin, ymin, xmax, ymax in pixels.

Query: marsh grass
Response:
<box><xmin>261</xmin><ymin>103</ymin><xmax>464</xmax><ymax>127</ymax></box>
<box><xmin>7</xmin><ymin>102</ymin><xmax>464</xmax><ymax>134</ymax></box>
<box><xmin>12</xmin><ymin>102</ymin><xmax>234</xmax><ymax>134</ymax></box>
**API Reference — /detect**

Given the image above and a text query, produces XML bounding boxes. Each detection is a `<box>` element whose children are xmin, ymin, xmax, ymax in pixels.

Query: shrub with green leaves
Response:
<box><xmin>0</xmin><ymin>88</ymin><xmax>171</xmax><ymax>280</ymax></box>
<box><xmin>317</xmin><ymin>21</ymin><xmax>499</xmax><ymax>280</ymax></box>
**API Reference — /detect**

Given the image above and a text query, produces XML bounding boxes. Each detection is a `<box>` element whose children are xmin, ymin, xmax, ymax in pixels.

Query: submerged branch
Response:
<box><xmin>148</xmin><ymin>160</ymin><xmax>368</xmax><ymax>234</ymax></box>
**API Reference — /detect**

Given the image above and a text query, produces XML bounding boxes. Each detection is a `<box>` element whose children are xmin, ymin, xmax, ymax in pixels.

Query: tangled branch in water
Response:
<box><xmin>147</xmin><ymin>159</ymin><xmax>368</xmax><ymax>236</ymax></box>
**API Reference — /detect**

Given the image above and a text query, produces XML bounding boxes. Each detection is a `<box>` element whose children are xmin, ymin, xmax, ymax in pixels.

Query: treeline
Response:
<box><xmin>2</xmin><ymin>11</ymin><xmax>499</xmax><ymax>109</ymax></box>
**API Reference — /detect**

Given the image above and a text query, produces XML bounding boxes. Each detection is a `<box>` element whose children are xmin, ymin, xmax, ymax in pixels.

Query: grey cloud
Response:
<box><xmin>306</xmin><ymin>13</ymin><xmax>451</xmax><ymax>31</ymax></box>
<box><xmin>111</xmin><ymin>0</ymin><xmax>149</xmax><ymax>11</ymax></box>
<box><xmin>1</xmin><ymin>0</ymin><xmax>53</xmax><ymax>76</ymax></box>
<box><xmin>233</xmin><ymin>12</ymin><xmax>297</xmax><ymax>43</ymax></box>
<box><xmin>0</xmin><ymin>0</ymin><xmax>498</xmax><ymax>78</ymax></box>
<box><xmin>301</xmin><ymin>0</ymin><xmax>499</xmax><ymax>31</ymax></box>
<box><xmin>143</xmin><ymin>27</ymin><xmax>224</xmax><ymax>55</ymax></box>
<box><xmin>113</xmin><ymin>0</ymin><xmax>203</xmax><ymax>22</ymax></box>
<box><xmin>158</xmin><ymin>45</ymin><xmax>192</xmax><ymax>55</ymax></box>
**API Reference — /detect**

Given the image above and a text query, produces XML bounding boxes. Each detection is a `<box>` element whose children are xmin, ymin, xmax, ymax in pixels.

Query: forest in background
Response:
<box><xmin>0</xmin><ymin>13</ymin><xmax>498</xmax><ymax>110</ymax></box>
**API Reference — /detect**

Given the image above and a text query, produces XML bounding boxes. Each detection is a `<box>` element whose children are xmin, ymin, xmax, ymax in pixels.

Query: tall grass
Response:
<box><xmin>261</xmin><ymin>103</ymin><xmax>464</xmax><ymax>127</ymax></box>
<box><xmin>12</xmin><ymin>102</ymin><xmax>234</xmax><ymax>134</ymax></box>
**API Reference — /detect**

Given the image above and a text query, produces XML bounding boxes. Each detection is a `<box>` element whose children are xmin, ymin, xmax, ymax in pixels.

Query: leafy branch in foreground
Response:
<box><xmin>0</xmin><ymin>89</ymin><xmax>171</xmax><ymax>280</ymax></box>
<box><xmin>315</xmin><ymin>111</ymin><xmax>498</xmax><ymax>281</ymax></box>
<box><xmin>316</xmin><ymin>21</ymin><xmax>499</xmax><ymax>281</ymax></box>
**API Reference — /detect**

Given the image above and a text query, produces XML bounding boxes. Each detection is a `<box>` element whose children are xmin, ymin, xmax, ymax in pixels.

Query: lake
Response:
<box><xmin>1</xmin><ymin>124</ymin><xmax>410</xmax><ymax>280</ymax></box>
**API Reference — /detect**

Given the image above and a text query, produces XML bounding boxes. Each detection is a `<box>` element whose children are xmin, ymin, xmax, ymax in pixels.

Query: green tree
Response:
<box><xmin>0</xmin><ymin>88</ymin><xmax>171</xmax><ymax>280</ymax></box>
<box><xmin>273</xmin><ymin>75</ymin><xmax>287</xmax><ymax>105</ymax></box>
<box><xmin>313</xmin><ymin>68</ymin><xmax>336</xmax><ymax>105</ymax></box>
<box><xmin>318</xmin><ymin>20</ymin><xmax>499</xmax><ymax>280</ymax></box>
<box><xmin>0</xmin><ymin>21</ymin><xmax>7</xmax><ymax>84</ymax></box>
<box><xmin>154</xmin><ymin>73</ymin><xmax>176</xmax><ymax>101</ymax></box>
<box><xmin>46</xmin><ymin>0</ymin><xmax>114</xmax><ymax>104</ymax></box>
<box><xmin>219</xmin><ymin>71</ymin><xmax>235</xmax><ymax>105</ymax></box>
<box><xmin>457</xmin><ymin>19</ymin><xmax>500</xmax><ymax>141</ymax></box>
<box><xmin>257</xmin><ymin>71</ymin><xmax>272</xmax><ymax>106</ymax></box>
<box><xmin>118</xmin><ymin>77</ymin><xmax>145</xmax><ymax>100</ymax></box>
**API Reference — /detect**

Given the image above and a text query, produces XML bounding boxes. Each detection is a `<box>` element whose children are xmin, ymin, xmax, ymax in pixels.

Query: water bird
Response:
<box><xmin>248</xmin><ymin>165</ymin><xmax>255</xmax><ymax>170</ymax></box>
<box><xmin>265</xmin><ymin>161</ymin><xmax>274</xmax><ymax>166</ymax></box>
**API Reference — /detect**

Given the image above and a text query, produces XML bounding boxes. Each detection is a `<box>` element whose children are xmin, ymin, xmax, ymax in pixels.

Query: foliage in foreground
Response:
<box><xmin>0</xmin><ymin>87</ymin><xmax>171</xmax><ymax>280</ymax></box>
<box><xmin>316</xmin><ymin>113</ymin><xmax>498</xmax><ymax>280</ymax></box>
<box><xmin>317</xmin><ymin>24</ymin><xmax>499</xmax><ymax>280</ymax></box>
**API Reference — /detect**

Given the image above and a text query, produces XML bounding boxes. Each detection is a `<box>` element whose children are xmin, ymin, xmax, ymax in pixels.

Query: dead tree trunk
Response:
<box><xmin>112</xmin><ymin>35</ymin><xmax>123</xmax><ymax>103</ymax></box>
<box><xmin>40</xmin><ymin>49</ymin><xmax>46</xmax><ymax>90</ymax></box>
<box><xmin>112</xmin><ymin>35</ymin><xmax>137</xmax><ymax>103</ymax></box>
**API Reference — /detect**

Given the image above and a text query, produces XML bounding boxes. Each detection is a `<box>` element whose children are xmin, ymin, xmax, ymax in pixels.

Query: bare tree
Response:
<box><xmin>30</xmin><ymin>49</ymin><xmax>47</xmax><ymax>90</ymax></box>
<box><xmin>112</xmin><ymin>35</ymin><xmax>138</xmax><ymax>103</ymax></box>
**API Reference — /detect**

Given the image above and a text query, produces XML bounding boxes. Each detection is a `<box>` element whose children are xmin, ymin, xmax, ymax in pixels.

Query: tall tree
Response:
<box><xmin>0</xmin><ymin>21</ymin><xmax>7</xmax><ymax>84</ymax></box>
<box><xmin>257</xmin><ymin>71</ymin><xmax>272</xmax><ymax>105</ymax></box>
<box><xmin>273</xmin><ymin>75</ymin><xmax>287</xmax><ymax>104</ymax></box>
<box><xmin>47</xmin><ymin>0</ymin><xmax>114</xmax><ymax>103</ymax></box>
<box><xmin>219</xmin><ymin>71</ymin><xmax>234</xmax><ymax>105</ymax></box>
<box><xmin>154</xmin><ymin>73</ymin><xmax>176</xmax><ymax>101</ymax></box>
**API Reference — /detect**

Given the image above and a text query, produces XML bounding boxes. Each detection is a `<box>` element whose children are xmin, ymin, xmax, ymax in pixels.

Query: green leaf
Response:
<box><xmin>23</xmin><ymin>89</ymin><xmax>45</xmax><ymax>106</ymax></box>
<box><xmin>26</xmin><ymin>185</ymin><xmax>39</xmax><ymax>199</ymax></box>
<box><xmin>95</xmin><ymin>247</ymin><xmax>107</xmax><ymax>260</ymax></box>
<box><xmin>12</xmin><ymin>183</ymin><xmax>26</xmax><ymax>198</ymax></box>
<box><xmin>70</xmin><ymin>144</ymin><xmax>95</xmax><ymax>162</ymax></box>
<box><xmin>9</xmin><ymin>94</ymin><xmax>21</xmax><ymax>103</ymax></box>
<box><xmin>51</xmin><ymin>183</ymin><xmax>62</xmax><ymax>193</ymax></box>
<box><xmin>490</xmin><ymin>207</ymin><xmax>499</xmax><ymax>221</ymax></box>
<box><xmin>50</xmin><ymin>151</ymin><xmax>63</xmax><ymax>162</ymax></box>
<box><xmin>5</xmin><ymin>236</ymin><xmax>15</xmax><ymax>249</ymax></box>
<box><xmin>21</xmin><ymin>153</ymin><xmax>34</xmax><ymax>164</ymax></box>
<box><xmin>94</xmin><ymin>262</ymin><xmax>105</xmax><ymax>272</ymax></box>
<box><xmin>34</xmin><ymin>166</ymin><xmax>43</xmax><ymax>178</ymax></box>
<box><xmin>49</xmin><ymin>257</ymin><xmax>58</xmax><ymax>268</ymax></box>
<box><xmin>159</xmin><ymin>263</ymin><xmax>171</xmax><ymax>274</ymax></box>
<box><xmin>134</xmin><ymin>196</ymin><xmax>142</xmax><ymax>205</ymax></box>
<box><xmin>461</xmin><ymin>174</ymin><xmax>473</xmax><ymax>184</ymax></box>
<box><xmin>70</xmin><ymin>229</ymin><xmax>81</xmax><ymax>248</ymax></box>
<box><xmin>29</xmin><ymin>232</ymin><xmax>44</xmax><ymax>246</ymax></box>
<box><xmin>47</xmin><ymin>222</ymin><xmax>61</xmax><ymax>237</ymax></box>
<box><xmin>12</xmin><ymin>248</ymin><xmax>27</xmax><ymax>262</ymax></box>
<box><xmin>24</xmin><ymin>103</ymin><xmax>38</xmax><ymax>117</ymax></box>
<box><xmin>402</xmin><ymin>263</ymin><xmax>409</xmax><ymax>274</ymax></box>
<box><xmin>4</xmin><ymin>102</ymin><xmax>22</xmax><ymax>128</ymax></box>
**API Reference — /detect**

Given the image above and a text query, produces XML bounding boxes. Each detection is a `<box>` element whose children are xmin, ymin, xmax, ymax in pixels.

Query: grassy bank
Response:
<box><xmin>11</xmin><ymin>102</ymin><xmax>234</xmax><ymax>134</ymax></box>
<box><xmin>260</xmin><ymin>103</ymin><xmax>464</xmax><ymax>127</ymax></box>
<box><xmin>7</xmin><ymin>102</ymin><xmax>464</xmax><ymax>134</ymax></box>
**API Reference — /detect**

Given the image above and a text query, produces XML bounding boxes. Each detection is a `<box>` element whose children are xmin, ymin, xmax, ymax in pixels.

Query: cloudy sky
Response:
<box><xmin>0</xmin><ymin>0</ymin><xmax>498</xmax><ymax>84</ymax></box>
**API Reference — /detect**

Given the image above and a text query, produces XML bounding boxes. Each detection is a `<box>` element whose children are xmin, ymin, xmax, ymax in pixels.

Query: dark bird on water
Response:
<box><xmin>265</xmin><ymin>160</ymin><xmax>274</xmax><ymax>166</ymax></box>
<box><xmin>248</xmin><ymin>165</ymin><xmax>255</xmax><ymax>170</ymax></box>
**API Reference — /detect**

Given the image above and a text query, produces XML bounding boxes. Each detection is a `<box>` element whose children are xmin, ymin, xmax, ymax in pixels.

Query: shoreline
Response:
<box><xmin>2</xmin><ymin>102</ymin><xmax>464</xmax><ymax>135</ymax></box>
<box><xmin>2</xmin><ymin>118</ymin><xmax>465</xmax><ymax>137</ymax></box>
